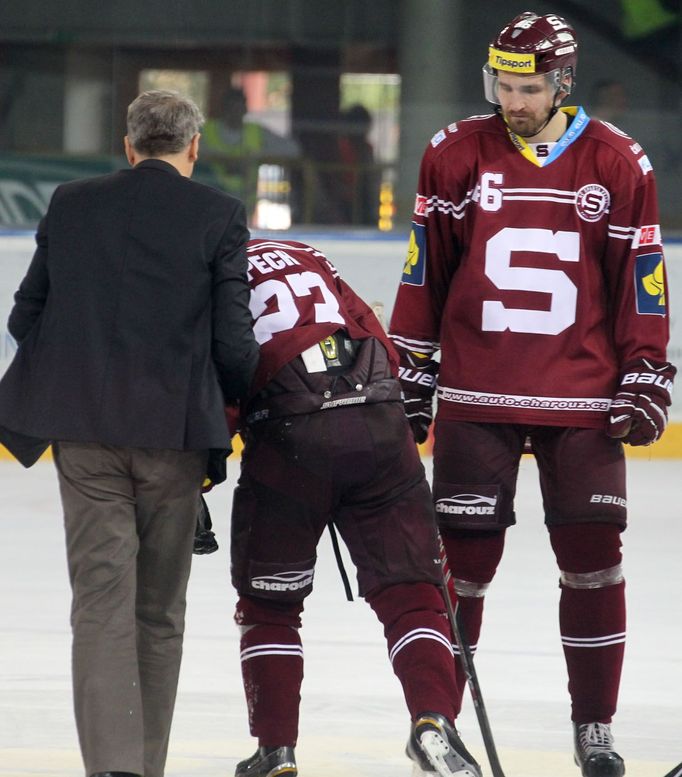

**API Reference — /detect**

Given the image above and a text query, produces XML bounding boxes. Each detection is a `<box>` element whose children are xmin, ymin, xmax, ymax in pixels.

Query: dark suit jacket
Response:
<box><xmin>0</xmin><ymin>159</ymin><xmax>258</xmax><ymax>466</ymax></box>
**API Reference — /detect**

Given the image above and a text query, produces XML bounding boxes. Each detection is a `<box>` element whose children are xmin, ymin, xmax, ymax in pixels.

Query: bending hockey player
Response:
<box><xmin>389</xmin><ymin>11</ymin><xmax>675</xmax><ymax>777</ymax></box>
<box><xmin>229</xmin><ymin>238</ymin><xmax>481</xmax><ymax>777</ymax></box>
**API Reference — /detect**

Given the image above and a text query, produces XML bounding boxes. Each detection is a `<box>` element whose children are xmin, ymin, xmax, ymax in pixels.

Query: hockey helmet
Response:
<box><xmin>483</xmin><ymin>11</ymin><xmax>578</xmax><ymax>104</ymax></box>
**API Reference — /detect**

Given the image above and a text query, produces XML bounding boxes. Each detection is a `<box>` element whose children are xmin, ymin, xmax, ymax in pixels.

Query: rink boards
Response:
<box><xmin>1</xmin><ymin>231</ymin><xmax>681</xmax><ymax>458</ymax></box>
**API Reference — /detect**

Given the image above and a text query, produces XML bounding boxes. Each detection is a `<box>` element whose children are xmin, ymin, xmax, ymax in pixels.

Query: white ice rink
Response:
<box><xmin>1</xmin><ymin>456</ymin><xmax>680</xmax><ymax>777</ymax></box>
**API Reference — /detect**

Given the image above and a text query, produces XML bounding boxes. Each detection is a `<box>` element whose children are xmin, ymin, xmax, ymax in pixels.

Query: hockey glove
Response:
<box><xmin>193</xmin><ymin>495</ymin><xmax>219</xmax><ymax>555</ymax></box>
<box><xmin>607</xmin><ymin>358</ymin><xmax>676</xmax><ymax>446</ymax></box>
<box><xmin>398</xmin><ymin>350</ymin><xmax>438</xmax><ymax>444</ymax></box>
<box><xmin>403</xmin><ymin>394</ymin><xmax>434</xmax><ymax>444</ymax></box>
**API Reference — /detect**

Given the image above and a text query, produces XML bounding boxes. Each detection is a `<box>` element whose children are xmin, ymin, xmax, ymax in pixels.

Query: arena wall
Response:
<box><xmin>2</xmin><ymin>230</ymin><xmax>680</xmax><ymax>459</ymax></box>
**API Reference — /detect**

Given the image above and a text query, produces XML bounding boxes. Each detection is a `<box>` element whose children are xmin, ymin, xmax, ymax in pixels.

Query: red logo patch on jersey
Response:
<box><xmin>575</xmin><ymin>184</ymin><xmax>610</xmax><ymax>222</ymax></box>
<box><xmin>635</xmin><ymin>225</ymin><xmax>660</xmax><ymax>248</ymax></box>
<box><xmin>414</xmin><ymin>194</ymin><xmax>428</xmax><ymax>216</ymax></box>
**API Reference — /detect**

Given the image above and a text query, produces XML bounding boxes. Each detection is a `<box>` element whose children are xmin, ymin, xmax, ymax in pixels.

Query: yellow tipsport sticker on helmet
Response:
<box><xmin>489</xmin><ymin>46</ymin><xmax>536</xmax><ymax>73</ymax></box>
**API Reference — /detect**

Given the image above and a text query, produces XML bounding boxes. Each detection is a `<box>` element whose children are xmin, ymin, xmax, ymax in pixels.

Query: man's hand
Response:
<box><xmin>398</xmin><ymin>350</ymin><xmax>438</xmax><ymax>444</ymax></box>
<box><xmin>607</xmin><ymin>358</ymin><xmax>676</xmax><ymax>446</ymax></box>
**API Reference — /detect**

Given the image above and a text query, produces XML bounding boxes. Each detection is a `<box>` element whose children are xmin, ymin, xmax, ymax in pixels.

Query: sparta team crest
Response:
<box><xmin>575</xmin><ymin>184</ymin><xmax>610</xmax><ymax>222</ymax></box>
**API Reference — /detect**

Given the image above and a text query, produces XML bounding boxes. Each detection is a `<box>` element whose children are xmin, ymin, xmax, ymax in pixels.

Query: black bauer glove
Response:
<box><xmin>398</xmin><ymin>350</ymin><xmax>438</xmax><ymax>444</ymax></box>
<box><xmin>607</xmin><ymin>358</ymin><xmax>676</xmax><ymax>446</ymax></box>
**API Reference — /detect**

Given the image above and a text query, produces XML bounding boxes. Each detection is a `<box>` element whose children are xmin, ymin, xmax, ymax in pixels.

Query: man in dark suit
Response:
<box><xmin>0</xmin><ymin>90</ymin><xmax>259</xmax><ymax>777</ymax></box>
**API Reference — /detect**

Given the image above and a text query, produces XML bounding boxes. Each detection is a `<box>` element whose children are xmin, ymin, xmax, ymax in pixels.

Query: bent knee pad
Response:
<box><xmin>550</xmin><ymin>523</ymin><xmax>623</xmax><ymax>578</ymax></box>
<box><xmin>235</xmin><ymin>595</ymin><xmax>304</xmax><ymax>629</ymax></box>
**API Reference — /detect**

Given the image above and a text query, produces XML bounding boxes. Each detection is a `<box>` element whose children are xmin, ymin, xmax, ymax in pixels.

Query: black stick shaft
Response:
<box><xmin>440</xmin><ymin>568</ymin><xmax>507</xmax><ymax>777</ymax></box>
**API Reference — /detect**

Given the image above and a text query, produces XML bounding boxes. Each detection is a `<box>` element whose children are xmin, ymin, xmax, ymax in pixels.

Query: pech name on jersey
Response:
<box><xmin>247</xmin><ymin>248</ymin><xmax>302</xmax><ymax>280</ymax></box>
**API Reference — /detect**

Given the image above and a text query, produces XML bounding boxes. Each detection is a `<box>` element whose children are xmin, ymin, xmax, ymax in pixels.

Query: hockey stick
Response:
<box><xmin>663</xmin><ymin>762</ymin><xmax>682</xmax><ymax>777</ymax></box>
<box><xmin>438</xmin><ymin>537</ymin><xmax>507</xmax><ymax>777</ymax></box>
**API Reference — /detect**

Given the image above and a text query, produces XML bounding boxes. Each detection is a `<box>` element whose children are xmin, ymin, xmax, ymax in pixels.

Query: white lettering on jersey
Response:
<box><xmin>482</xmin><ymin>227</ymin><xmax>580</xmax><ymax>336</ymax></box>
<box><xmin>247</xmin><ymin>249</ymin><xmax>302</xmax><ymax>280</ymax></box>
<box><xmin>479</xmin><ymin>172</ymin><xmax>504</xmax><ymax>212</ymax></box>
<box><xmin>250</xmin><ymin>270</ymin><xmax>345</xmax><ymax>344</ymax></box>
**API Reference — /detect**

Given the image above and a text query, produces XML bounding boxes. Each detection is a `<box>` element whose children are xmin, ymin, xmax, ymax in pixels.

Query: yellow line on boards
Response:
<box><xmin>2</xmin><ymin>424</ymin><xmax>681</xmax><ymax>463</ymax></box>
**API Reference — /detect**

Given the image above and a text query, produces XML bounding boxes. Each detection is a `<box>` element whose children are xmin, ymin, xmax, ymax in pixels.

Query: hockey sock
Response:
<box><xmin>559</xmin><ymin>582</ymin><xmax>626</xmax><ymax>722</ymax></box>
<box><xmin>550</xmin><ymin>523</ymin><xmax>625</xmax><ymax>722</ymax></box>
<box><xmin>239</xmin><ymin>623</ymin><xmax>303</xmax><ymax>747</ymax></box>
<box><xmin>441</xmin><ymin>529</ymin><xmax>505</xmax><ymax>716</ymax></box>
<box><xmin>450</xmin><ymin>594</ymin><xmax>485</xmax><ymax>717</ymax></box>
<box><xmin>368</xmin><ymin>582</ymin><xmax>458</xmax><ymax>721</ymax></box>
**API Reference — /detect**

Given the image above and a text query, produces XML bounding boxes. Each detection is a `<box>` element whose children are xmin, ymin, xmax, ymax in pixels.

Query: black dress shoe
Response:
<box><xmin>90</xmin><ymin>772</ymin><xmax>141</xmax><ymax>777</ymax></box>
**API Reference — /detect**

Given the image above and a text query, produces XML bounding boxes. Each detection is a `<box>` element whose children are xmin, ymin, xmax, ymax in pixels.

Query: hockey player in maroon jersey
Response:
<box><xmin>228</xmin><ymin>239</ymin><xmax>481</xmax><ymax>777</ymax></box>
<box><xmin>389</xmin><ymin>11</ymin><xmax>675</xmax><ymax>777</ymax></box>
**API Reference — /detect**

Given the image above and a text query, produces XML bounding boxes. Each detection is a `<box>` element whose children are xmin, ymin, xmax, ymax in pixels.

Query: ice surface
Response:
<box><xmin>1</xmin><ymin>456</ymin><xmax>680</xmax><ymax>777</ymax></box>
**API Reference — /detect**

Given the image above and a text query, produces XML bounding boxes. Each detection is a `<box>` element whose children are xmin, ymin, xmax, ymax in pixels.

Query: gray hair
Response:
<box><xmin>126</xmin><ymin>90</ymin><xmax>205</xmax><ymax>156</ymax></box>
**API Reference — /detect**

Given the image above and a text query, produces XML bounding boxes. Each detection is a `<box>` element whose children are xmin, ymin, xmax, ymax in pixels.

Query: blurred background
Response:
<box><xmin>0</xmin><ymin>0</ymin><xmax>680</xmax><ymax>433</ymax></box>
<box><xmin>0</xmin><ymin>0</ymin><xmax>680</xmax><ymax>232</ymax></box>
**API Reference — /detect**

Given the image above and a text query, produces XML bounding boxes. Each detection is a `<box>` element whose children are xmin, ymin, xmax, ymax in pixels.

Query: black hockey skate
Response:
<box><xmin>406</xmin><ymin>712</ymin><xmax>482</xmax><ymax>777</ymax></box>
<box><xmin>574</xmin><ymin>722</ymin><xmax>625</xmax><ymax>777</ymax></box>
<box><xmin>234</xmin><ymin>745</ymin><xmax>297</xmax><ymax>777</ymax></box>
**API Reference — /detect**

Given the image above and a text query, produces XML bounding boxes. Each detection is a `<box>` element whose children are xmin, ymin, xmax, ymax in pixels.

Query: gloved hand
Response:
<box><xmin>403</xmin><ymin>393</ymin><xmax>434</xmax><ymax>444</ymax></box>
<box><xmin>607</xmin><ymin>358</ymin><xmax>676</xmax><ymax>446</ymax></box>
<box><xmin>194</xmin><ymin>495</ymin><xmax>219</xmax><ymax>555</ymax></box>
<box><xmin>398</xmin><ymin>350</ymin><xmax>438</xmax><ymax>444</ymax></box>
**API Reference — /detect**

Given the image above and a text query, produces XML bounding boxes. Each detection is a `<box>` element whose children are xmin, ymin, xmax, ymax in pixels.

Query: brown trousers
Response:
<box><xmin>53</xmin><ymin>442</ymin><xmax>207</xmax><ymax>777</ymax></box>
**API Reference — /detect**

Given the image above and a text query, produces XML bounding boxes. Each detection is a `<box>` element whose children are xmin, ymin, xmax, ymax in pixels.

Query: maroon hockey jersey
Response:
<box><xmin>246</xmin><ymin>239</ymin><xmax>397</xmax><ymax>395</ymax></box>
<box><xmin>389</xmin><ymin>108</ymin><xmax>671</xmax><ymax>428</ymax></box>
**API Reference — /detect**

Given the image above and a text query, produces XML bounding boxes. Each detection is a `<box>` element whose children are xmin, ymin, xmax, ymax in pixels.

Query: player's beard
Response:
<box><xmin>503</xmin><ymin>109</ymin><xmax>552</xmax><ymax>139</ymax></box>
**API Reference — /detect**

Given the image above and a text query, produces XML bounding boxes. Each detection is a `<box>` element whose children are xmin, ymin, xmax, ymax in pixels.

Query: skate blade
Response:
<box><xmin>266</xmin><ymin>767</ymin><xmax>297</xmax><ymax>777</ymax></box>
<box><xmin>418</xmin><ymin>731</ymin><xmax>478</xmax><ymax>777</ymax></box>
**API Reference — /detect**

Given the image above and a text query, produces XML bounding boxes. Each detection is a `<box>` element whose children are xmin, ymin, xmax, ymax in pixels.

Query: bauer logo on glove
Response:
<box><xmin>607</xmin><ymin>358</ymin><xmax>676</xmax><ymax>446</ymax></box>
